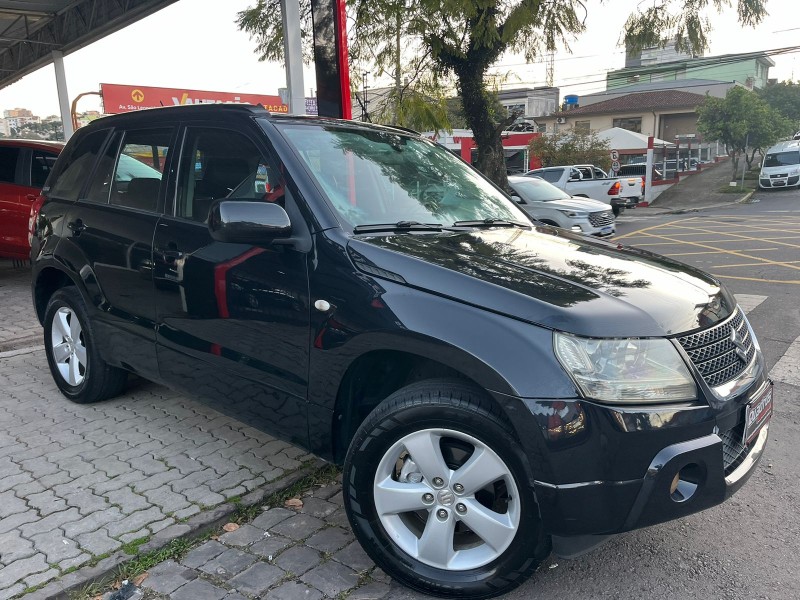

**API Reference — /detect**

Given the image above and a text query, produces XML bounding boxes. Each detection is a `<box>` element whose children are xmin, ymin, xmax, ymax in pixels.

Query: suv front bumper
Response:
<box><xmin>497</xmin><ymin>377</ymin><xmax>772</xmax><ymax>541</ymax></box>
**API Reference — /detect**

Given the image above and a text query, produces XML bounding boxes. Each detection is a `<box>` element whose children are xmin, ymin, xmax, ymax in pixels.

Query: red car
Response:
<box><xmin>0</xmin><ymin>139</ymin><xmax>64</xmax><ymax>260</ymax></box>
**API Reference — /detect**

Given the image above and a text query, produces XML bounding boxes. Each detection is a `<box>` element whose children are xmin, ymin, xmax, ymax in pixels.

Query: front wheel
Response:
<box><xmin>343</xmin><ymin>380</ymin><xmax>549</xmax><ymax>599</ymax></box>
<box><xmin>43</xmin><ymin>287</ymin><xmax>128</xmax><ymax>403</ymax></box>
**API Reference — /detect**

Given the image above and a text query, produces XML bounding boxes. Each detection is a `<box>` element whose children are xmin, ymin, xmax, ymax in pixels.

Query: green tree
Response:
<box><xmin>237</xmin><ymin>0</ymin><xmax>451</xmax><ymax>133</ymax></box>
<box><xmin>528</xmin><ymin>128</ymin><xmax>610</xmax><ymax>169</ymax></box>
<box><xmin>697</xmin><ymin>86</ymin><xmax>793</xmax><ymax>176</ymax></box>
<box><xmin>758</xmin><ymin>80</ymin><xmax>800</xmax><ymax>129</ymax></box>
<box><xmin>239</xmin><ymin>0</ymin><xmax>769</xmax><ymax>189</ymax></box>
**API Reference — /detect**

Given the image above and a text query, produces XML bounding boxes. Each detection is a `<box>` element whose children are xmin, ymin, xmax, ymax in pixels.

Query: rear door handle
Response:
<box><xmin>67</xmin><ymin>219</ymin><xmax>86</xmax><ymax>235</ymax></box>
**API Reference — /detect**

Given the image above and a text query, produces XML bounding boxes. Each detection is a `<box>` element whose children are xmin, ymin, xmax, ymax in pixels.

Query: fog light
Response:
<box><xmin>669</xmin><ymin>463</ymin><xmax>702</xmax><ymax>503</ymax></box>
<box><xmin>670</xmin><ymin>472</ymin><xmax>680</xmax><ymax>495</ymax></box>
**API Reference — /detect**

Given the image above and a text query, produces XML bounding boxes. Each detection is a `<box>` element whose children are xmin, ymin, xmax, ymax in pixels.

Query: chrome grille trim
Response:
<box><xmin>677</xmin><ymin>308</ymin><xmax>755</xmax><ymax>387</ymax></box>
<box><xmin>588</xmin><ymin>211</ymin><xmax>614</xmax><ymax>227</ymax></box>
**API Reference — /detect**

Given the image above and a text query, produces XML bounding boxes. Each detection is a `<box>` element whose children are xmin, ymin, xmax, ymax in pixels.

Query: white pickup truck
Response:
<box><xmin>525</xmin><ymin>164</ymin><xmax>642</xmax><ymax>215</ymax></box>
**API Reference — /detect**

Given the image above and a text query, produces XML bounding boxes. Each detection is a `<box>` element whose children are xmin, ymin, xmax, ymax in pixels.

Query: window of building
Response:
<box><xmin>613</xmin><ymin>117</ymin><xmax>642</xmax><ymax>133</ymax></box>
<box><xmin>504</xmin><ymin>102</ymin><xmax>527</xmax><ymax>122</ymax></box>
<box><xmin>574</xmin><ymin>120</ymin><xmax>591</xmax><ymax>133</ymax></box>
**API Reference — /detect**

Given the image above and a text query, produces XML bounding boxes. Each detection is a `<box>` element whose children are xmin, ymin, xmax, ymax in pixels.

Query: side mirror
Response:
<box><xmin>208</xmin><ymin>200</ymin><xmax>291</xmax><ymax>244</ymax></box>
<box><xmin>511</xmin><ymin>195</ymin><xmax>525</xmax><ymax>204</ymax></box>
<box><xmin>568</xmin><ymin>174</ymin><xmax>581</xmax><ymax>182</ymax></box>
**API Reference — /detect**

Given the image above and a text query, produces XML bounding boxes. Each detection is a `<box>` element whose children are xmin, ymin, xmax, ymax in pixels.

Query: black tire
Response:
<box><xmin>612</xmin><ymin>205</ymin><xmax>622</xmax><ymax>217</ymax></box>
<box><xmin>43</xmin><ymin>287</ymin><xmax>128</xmax><ymax>403</ymax></box>
<box><xmin>343</xmin><ymin>379</ymin><xmax>550</xmax><ymax>599</ymax></box>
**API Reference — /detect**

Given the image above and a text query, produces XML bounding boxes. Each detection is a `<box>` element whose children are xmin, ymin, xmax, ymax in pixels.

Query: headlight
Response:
<box><xmin>557</xmin><ymin>210</ymin><xmax>587</xmax><ymax>218</ymax></box>
<box><xmin>789</xmin><ymin>168</ymin><xmax>799</xmax><ymax>176</ymax></box>
<box><xmin>553</xmin><ymin>333</ymin><xmax>696</xmax><ymax>403</ymax></box>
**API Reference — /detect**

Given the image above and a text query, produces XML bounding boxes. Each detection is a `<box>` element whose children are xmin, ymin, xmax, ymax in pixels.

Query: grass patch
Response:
<box><xmin>117</xmin><ymin>536</ymin><xmax>196</xmax><ymax>581</ymax></box>
<box><xmin>233</xmin><ymin>463</ymin><xmax>340</xmax><ymax>524</ymax></box>
<box><xmin>120</xmin><ymin>536</ymin><xmax>150</xmax><ymax>555</ymax></box>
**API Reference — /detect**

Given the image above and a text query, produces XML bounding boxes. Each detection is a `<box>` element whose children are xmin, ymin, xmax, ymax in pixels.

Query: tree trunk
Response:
<box><xmin>456</xmin><ymin>64</ymin><xmax>508</xmax><ymax>190</ymax></box>
<box><xmin>730</xmin><ymin>151</ymin><xmax>739</xmax><ymax>179</ymax></box>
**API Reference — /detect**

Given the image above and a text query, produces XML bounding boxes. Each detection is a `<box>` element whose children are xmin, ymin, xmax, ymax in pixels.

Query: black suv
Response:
<box><xmin>31</xmin><ymin>105</ymin><xmax>772</xmax><ymax>599</ymax></box>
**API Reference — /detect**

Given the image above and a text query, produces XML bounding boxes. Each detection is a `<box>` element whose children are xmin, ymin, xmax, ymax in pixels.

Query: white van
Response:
<box><xmin>759</xmin><ymin>140</ymin><xmax>800</xmax><ymax>189</ymax></box>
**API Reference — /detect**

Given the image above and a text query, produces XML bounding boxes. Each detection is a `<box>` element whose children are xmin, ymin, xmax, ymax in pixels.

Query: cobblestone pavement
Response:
<box><xmin>0</xmin><ymin>347</ymin><xmax>313</xmax><ymax>600</ymax></box>
<box><xmin>134</xmin><ymin>478</ymin><xmax>407</xmax><ymax>600</ymax></box>
<box><xmin>0</xmin><ymin>264</ymin><xmax>40</xmax><ymax>351</ymax></box>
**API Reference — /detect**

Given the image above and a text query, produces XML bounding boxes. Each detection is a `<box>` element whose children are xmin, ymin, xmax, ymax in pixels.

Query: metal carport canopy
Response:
<box><xmin>0</xmin><ymin>0</ymin><xmax>178</xmax><ymax>90</ymax></box>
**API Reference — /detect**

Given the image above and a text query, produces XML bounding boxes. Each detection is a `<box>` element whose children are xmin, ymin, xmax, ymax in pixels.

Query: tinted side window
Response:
<box><xmin>109</xmin><ymin>128</ymin><xmax>174</xmax><ymax>212</ymax></box>
<box><xmin>31</xmin><ymin>150</ymin><xmax>59</xmax><ymax>188</ymax></box>
<box><xmin>0</xmin><ymin>147</ymin><xmax>20</xmax><ymax>184</ymax></box>
<box><xmin>176</xmin><ymin>128</ymin><xmax>272</xmax><ymax>222</ymax></box>
<box><xmin>49</xmin><ymin>130</ymin><xmax>110</xmax><ymax>200</ymax></box>
<box><xmin>538</xmin><ymin>169</ymin><xmax>561</xmax><ymax>184</ymax></box>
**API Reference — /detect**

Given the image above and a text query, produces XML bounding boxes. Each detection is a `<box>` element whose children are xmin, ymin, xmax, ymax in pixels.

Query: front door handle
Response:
<box><xmin>67</xmin><ymin>219</ymin><xmax>86</xmax><ymax>235</ymax></box>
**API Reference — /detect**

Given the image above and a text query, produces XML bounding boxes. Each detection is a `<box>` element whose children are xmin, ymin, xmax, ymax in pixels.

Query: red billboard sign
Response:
<box><xmin>100</xmin><ymin>83</ymin><xmax>288</xmax><ymax>114</ymax></box>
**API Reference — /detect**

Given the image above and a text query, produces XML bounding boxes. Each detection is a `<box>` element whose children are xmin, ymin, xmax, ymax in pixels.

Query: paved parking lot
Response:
<box><xmin>2</xmin><ymin>191</ymin><xmax>800</xmax><ymax>599</ymax></box>
<box><xmin>0</xmin><ymin>262</ymin><xmax>318</xmax><ymax>600</ymax></box>
<box><xmin>617</xmin><ymin>211</ymin><xmax>800</xmax><ymax>286</ymax></box>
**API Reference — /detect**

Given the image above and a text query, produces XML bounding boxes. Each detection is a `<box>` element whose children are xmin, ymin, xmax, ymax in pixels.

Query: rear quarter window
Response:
<box><xmin>48</xmin><ymin>129</ymin><xmax>110</xmax><ymax>201</ymax></box>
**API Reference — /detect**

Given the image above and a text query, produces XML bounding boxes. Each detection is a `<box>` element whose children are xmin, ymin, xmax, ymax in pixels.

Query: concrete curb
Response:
<box><xmin>647</xmin><ymin>194</ymin><xmax>757</xmax><ymax>216</ymax></box>
<box><xmin>22</xmin><ymin>459</ymin><xmax>328</xmax><ymax>600</ymax></box>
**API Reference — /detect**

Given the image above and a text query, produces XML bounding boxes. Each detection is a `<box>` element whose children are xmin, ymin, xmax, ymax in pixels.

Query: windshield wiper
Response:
<box><xmin>452</xmin><ymin>219</ymin><xmax>531</xmax><ymax>229</ymax></box>
<box><xmin>352</xmin><ymin>221</ymin><xmax>444</xmax><ymax>234</ymax></box>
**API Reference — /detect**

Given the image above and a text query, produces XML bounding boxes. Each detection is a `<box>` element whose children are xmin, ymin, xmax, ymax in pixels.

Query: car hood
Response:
<box><xmin>347</xmin><ymin>226</ymin><xmax>735</xmax><ymax>338</ymax></box>
<box><xmin>538</xmin><ymin>197</ymin><xmax>611</xmax><ymax>213</ymax></box>
<box><xmin>761</xmin><ymin>164</ymin><xmax>799</xmax><ymax>174</ymax></box>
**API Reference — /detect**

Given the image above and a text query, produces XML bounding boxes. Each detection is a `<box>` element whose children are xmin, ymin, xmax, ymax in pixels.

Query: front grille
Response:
<box><xmin>770</xmin><ymin>173</ymin><xmax>788</xmax><ymax>178</ymax></box>
<box><xmin>720</xmin><ymin>423</ymin><xmax>751</xmax><ymax>475</ymax></box>
<box><xmin>588</xmin><ymin>211</ymin><xmax>614</xmax><ymax>227</ymax></box>
<box><xmin>790</xmin><ymin>176</ymin><xmax>799</xmax><ymax>185</ymax></box>
<box><xmin>677</xmin><ymin>308</ymin><xmax>755</xmax><ymax>387</ymax></box>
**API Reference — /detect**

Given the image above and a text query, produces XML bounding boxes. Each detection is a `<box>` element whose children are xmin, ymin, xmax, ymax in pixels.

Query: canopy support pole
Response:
<box><xmin>52</xmin><ymin>51</ymin><xmax>74</xmax><ymax>140</ymax></box>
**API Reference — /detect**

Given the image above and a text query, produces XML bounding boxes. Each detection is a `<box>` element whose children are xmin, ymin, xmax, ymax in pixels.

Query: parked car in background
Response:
<box><xmin>31</xmin><ymin>104</ymin><xmax>772</xmax><ymax>599</ymax></box>
<box><xmin>508</xmin><ymin>176</ymin><xmax>615</xmax><ymax>237</ymax></box>
<box><xmin>616</xmin><ymin>163</ymin><xmax>663</xmax><ymax>182</ymax></box>
<box><xmin>574</xmin><ymin>164</ymin><xmax>643</xmax><ymax>208</ymax></box>
<box><xmin>759</xmin><ymin>140</ymin><xmax>800</xmax><ymax>189</ymax></box>
<box><xmin>0</xmin><ymin>139</ymin><xmax>63</xmax><ymax>260</ymax></box>
<box><xmin>524</xmin><ymin>165</ymin><xmax>628</xmax><ymax>215</ymax></box>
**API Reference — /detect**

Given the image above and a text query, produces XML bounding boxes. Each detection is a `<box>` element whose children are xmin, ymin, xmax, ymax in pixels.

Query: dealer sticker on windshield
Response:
<box><xmin>743</xmin><ymin>384</ymin><xmax>773</xmax><ymax>445</ymax></box>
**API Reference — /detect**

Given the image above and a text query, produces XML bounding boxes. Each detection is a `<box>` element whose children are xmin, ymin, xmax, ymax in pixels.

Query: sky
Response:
<box><xmin>0</xmin><ymin>0</ymin><xmax>797</xmax><ymax>118</ymax></box>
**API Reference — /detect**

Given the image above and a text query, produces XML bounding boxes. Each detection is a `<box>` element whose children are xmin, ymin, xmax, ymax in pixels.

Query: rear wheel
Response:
<box><xmin>44</xmin><ymin>288</ymin><xmax>128</xmax><ymax>403</ymax></box>
<box><xmin>343</xmin><ymin>379</ymin><xmax>549</xmax><ymax>599</ymax></box>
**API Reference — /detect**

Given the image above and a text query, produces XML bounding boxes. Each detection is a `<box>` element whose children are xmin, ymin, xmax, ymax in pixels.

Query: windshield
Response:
<box><xmin>270</xmin><ymin>122</ymin><xmax>529</xmax><ymax>228</ymax></box>
<box><xmin>764</xmin><ymin>151</ymin><xmax>800</xmax><ymax>168</ymax></box>
<box><xmin>509</xmin><ymin>178</ymin><xmax>571</xmax><ymax>202</ymax></box>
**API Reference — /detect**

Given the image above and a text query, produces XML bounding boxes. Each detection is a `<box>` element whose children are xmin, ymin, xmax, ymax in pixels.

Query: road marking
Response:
<box><xmin>636</xmin><ymin>231</ymin><xmax>800</xmax><ymax>273</ymax></box>
<box><xmin>665</xmin><ymin>248</ymin><xmax>781</xmax><ymax>256</ymax></box>
<box><xmin>614</xmin><ymin>217</ymin><xmax>698</xmax><ymax>241</ymax></box>
<box><xmin>711</xmin><ymin>274</ymin><xmax>800</xmax><ymax>285</ymax></box>
<box><xmin>770</xmin><ymin>335</ymin><xmax>800</xmax><ymax>386</ymax></box>
<box><xmin>713</xmin><ymin>260</ymin><xmax>800</xmax><ymax>268</ymax></box>
<box><xmin>734</xmin><ymin>294</ymin><xmax>768</xmax><ymax>314</ymax></box>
